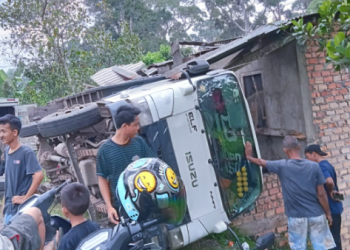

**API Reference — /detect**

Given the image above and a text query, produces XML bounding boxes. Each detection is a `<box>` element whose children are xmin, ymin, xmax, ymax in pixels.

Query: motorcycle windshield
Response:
<box><xmin>197</xmin><ymin>73</ymin><xmax>262</xmax><ymax>219</ymax></box>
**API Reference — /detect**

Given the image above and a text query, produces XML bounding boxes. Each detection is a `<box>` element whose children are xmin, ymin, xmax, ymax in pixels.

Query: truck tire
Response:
<box><xmin>37</xmin><ymin>103</ymin><xmax>103</xmax><ymax>138</ymax></box>
<box><xmin>19</xmin><ymin>122</ymin><xmax>40</xmax><ymax>138</ymax></box>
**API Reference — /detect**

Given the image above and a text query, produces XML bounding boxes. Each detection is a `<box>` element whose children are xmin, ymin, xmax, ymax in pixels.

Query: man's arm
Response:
<box><xmin>12</xmin><ymin>171</ymin><xmax>44</xmax><ymax>204</ymax></box>
<box><xmin>325</xmin><ymin>177</ymin><xmax>335</xmax><ymax>194</ymax></box>
<box><xmin>245</xmin><ymin>142</ymin><xmax>267</xmax><ymax>168</ymax></box>
<box><xmin>98</xmin><ymin>176</ymin><xmax>119</xmax><ymax>224</ymax></box>
<box><xmin>317</xmin><ymin>185</ymin><xmax>332</xmax><ymax>226</ymax></box>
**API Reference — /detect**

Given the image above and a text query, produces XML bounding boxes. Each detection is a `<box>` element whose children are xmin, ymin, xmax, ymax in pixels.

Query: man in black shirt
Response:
<box><xmin>57</xmin><ymin>183</ymin><xmax>99</xmax><ymax>250</ymax></box>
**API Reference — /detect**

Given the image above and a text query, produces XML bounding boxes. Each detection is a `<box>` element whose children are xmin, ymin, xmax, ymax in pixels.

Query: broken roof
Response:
<box><xmin>163</xmin><ymin>13</ymin><xmax>319</xmax><ymax>79</ymax></box>
<box><xmin>91</xmin><ymin>61</ymin><xmax>145</xmax><ymax>86</ymax></box>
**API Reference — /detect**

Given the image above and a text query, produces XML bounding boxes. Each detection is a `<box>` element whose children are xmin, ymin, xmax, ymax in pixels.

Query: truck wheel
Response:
<box><xmin>37</xmin><ymin>103</ymin><xmax>103</xmax><ymax>138</ymax></box>
<box><xmin>19</xmin><ymin>122</ymin><xmax>40</xmax><ymax>138</ymax></box>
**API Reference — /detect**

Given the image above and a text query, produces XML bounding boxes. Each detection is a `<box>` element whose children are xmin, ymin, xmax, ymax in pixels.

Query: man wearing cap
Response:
<box><xmin>245</xmin><ymin>136</ymin><xmax>335</xmax><ymax>250</ymax></box>
<box><xmin>305</xmin><ymin>144</ymin><xmax>343</xmax><ymax>250</ymax></box>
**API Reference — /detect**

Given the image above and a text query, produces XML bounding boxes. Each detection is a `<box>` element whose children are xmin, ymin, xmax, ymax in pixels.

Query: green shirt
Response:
<box><xmin>96</xmin><ymin>136</ymin><xmax>156</xmax><ymax>208</ymax></box>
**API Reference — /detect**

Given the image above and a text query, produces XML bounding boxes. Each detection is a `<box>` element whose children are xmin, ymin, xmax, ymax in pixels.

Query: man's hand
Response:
<box><xmin>326</xmin><ymin>213</ymin><xmax>333</xmax><ymax>227</ymax></box>
<box><xmin>245</xmin><ymin>142</ymin><xmax>253</xmax><ymax>158</ymax></box>
<box><xmin>107</xmin><ymin>206</ymin><xmax>119</xmax><ymax>224</ymax></box>
<box><xmin>12</xmin><ymin>195</ymin><xmax>26</xmax><ymax>204</ymax></box>
<box><xmin>330</xmin><ymin>190</ymin><xmax>341</xmax><ymax>201</ymax></box>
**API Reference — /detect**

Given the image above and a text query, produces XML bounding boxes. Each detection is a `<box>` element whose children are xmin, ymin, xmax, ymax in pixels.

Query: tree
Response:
<box><xmin>292</xmin><ymin>0</ymin><xmax>350</xmax><ymax>72</ymax></box>
<box><xmin>306</xmin><ymin>0</ymin><xmax>326</xmax><ymax>13</ymax></box>
<box><xmin>0</xmin><ymin>0</ymin><xmax>143</xmax><ymax>104</ymax></box>
<box><xmin>86</xmin><ymin>0</ymin><xmax>206</xmax><ymax>52</ymax></box>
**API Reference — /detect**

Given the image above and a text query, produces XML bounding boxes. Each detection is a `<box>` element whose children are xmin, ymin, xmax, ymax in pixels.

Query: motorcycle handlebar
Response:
<box><xmin>54</xmin><ymin>179</ymin><xmax>71</xmax><ymax>193</ymax></box>
<box><xmin>141</xmin><ymin>218</ymin><xmax>161</xmax><ymax>229</ymax></box>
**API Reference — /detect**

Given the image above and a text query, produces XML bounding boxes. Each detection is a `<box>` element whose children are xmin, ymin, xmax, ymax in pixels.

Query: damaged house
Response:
<box><xmin>147</xmin><ymin>13</ymin><xmax>350</xmax><ymax>247</ymax></box>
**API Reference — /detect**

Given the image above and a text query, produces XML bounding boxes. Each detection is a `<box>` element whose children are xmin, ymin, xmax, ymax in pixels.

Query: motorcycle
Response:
<box><xmin>9</xmin><ymin>178</ymin><xmax>275</xmax><ymax>250</ymax></box>
<box><xmin>77</xmin><ymin>216</ymin><xmax>275</xmax><ymax>250</ymax></box>
<box><xmin>8</xmin><ymin>179</ymin><xmax>72</xmax><ymax>244</ymax></box>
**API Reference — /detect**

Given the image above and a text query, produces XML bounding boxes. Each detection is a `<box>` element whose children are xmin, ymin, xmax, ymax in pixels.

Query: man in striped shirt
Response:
<box><xmin>96</xmin><ymin>105</ymin><xmax>156</xmax><ymax>224</ymax></box>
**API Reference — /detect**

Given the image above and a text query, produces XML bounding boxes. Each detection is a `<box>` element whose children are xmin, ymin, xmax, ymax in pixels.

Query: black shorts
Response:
<box><xmin>1</xmin><ymin>214</ymin><xmax>41</xmax><ymax>250</ymax></box>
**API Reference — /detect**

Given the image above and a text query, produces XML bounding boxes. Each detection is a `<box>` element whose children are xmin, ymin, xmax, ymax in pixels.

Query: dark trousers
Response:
<box><xmin>330</xmin><ymin>214</ymin><xmax>342</xmax><ymax>250</ymax></box>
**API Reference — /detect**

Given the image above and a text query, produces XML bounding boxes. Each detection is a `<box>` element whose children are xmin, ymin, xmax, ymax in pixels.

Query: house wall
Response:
<box><xmin>230</xmin><ymin>41</ymin><xmax>314</xmax><ymax>246</ymax></box>
<box><xmin>230</xmin><ymin>38</ymin><xmax>350</xmax><ymax>248</ymax></box>
<box><xmin>305</xmin><ymin>40</ymin><xmax>350</xmax><ymax>249</ymax></box>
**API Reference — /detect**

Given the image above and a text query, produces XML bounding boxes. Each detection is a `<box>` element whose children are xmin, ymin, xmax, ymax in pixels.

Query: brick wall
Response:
<box><xmin>233</xmin><ymin>173</ymin><xmax>288</xmax><ymax>247</ymax></box>
<box><xmin>306</xmin><ymin>40</ymin><xmax>350</xmax><ymax>249</ymax></box>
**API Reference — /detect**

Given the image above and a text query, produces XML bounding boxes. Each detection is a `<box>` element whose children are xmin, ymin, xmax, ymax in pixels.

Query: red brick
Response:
<box><xmin>307</xmin><ymin>66</ymin><xmax>314</xmax><ymax>72</ymax></box>
<box><xmin>277</xmin><ymin>225</ymin><xmax>288</xmax><ymax>233</ymax></box>
<box><xmin>336</xmin><ymin>83</ymin><xmax>342</xmax><ymax>88</ymax></box>
<box><xmin>308</xmin><ymin>59</ymin><xmax>319</xmax><ymax>64</ymax></box>
<box><xmin>328</xmin><ymin>83</ymin><xmax>337</xmax><ymax>89</ymax></box>
<box><xmin>331</xmin><ymin>90</ymin><xmax>340</xmax><ymax>95</ymax></box>
<box><xmin>319</xmin><ymin>124</ymin><xmax>328</xmax><ymax>130</ymax></box>
<box><xmin>254</xmin><ymin>212</ymin><xmax>265</xmax><ymax>220</ymax></box>
<box><xmin>335</xmin><ymin>95</ymin><xmax>344</xmax><ymax>101</ymax></box>
<box><xmin>309</xmin><ymin>79</ymin><xmax>315</xmax><ymax>84</ymax></box>
<box><xmin>305</xmin><ymin>53</ymin><xmax>312</xmax><ymax>58</ymax></box>
<box><xmin>340</xmin><ymin>88</ymin><xmax>348</xmax><ymax>94</ymax></box>
<box><xmin>322</xmin><ymin>71</ymin><xmax>331</xmax><ymax>76</ymax></box>
<box><xmin>329</xmin><ymin>123</ymin><xmax>337</xmax><ymax>128</ymax></box>
<box><xmin>319</xmin><ymin>58</ymin><xmax>326</xmax><ymax>63</ymax></box>
<box><xmin>345</xmin><ymin>81</ymin><xmax>350</xmax><ymax>86</ymax></box>
<box><xmin>324</xmin><ymin>76</ymin><xmax>333</xmax><ymax>82</ymax></box>
<box><xmin>312</xmin><ymin>71</ymin><xmax>321</xmax><ymax>77</ymax></box>
<box><xmin>276</xmin><ymin>207</ymin><xmax>285</xmax><ymax>214</ymax></box>
<box><xmin>315</xmin><ymin>64</ymin><xmax>324</xmax><ymax>71</ymax></box>
<box><xmin>325</xmin><ymin>96</ymin><xmax>334</xmax><ymax>102</ymax></box>
<box><xmin>265</xmin><ymin>209</ymin><xmax>275</xmax><ymax>217</ymax></box>
<box><xmin>342</xmin><ymin>74</ymin><xmax>350</xmax><ymax>80</ymax></box>
<box><xmin>321</xmin><ymin>90</ymin><xmax>331</xmax><ymax>96</ymax></box>
<box><xmin>269</xmin><ymin>187</ymin><xmax>279</xmax><ymax>195</ymax></box>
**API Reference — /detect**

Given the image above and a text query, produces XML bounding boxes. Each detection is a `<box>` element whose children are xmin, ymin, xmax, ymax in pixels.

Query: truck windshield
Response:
<box><xmin>197</xmin><ymin>73</ymin><xmax>262</xmax><ymax>219</ymax></box>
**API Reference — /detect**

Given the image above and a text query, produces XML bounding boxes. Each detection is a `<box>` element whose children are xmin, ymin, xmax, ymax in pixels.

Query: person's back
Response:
<box><xmin>58</xmin><ymin>183</ymin><xmax>99</xmax><ymax>250</ymax></box>
<box><xmin>305</xmin><ymin>145</ymin><xmax>343</xmax><ymax>250</ymax></box>
<box><xmin>245</xmin><ymin>136</ymin><xmax>335</xmax><ymax>250</ymax></box>
<box><xmin>268</xmin><ymin>159</ymin><xmax>325</xmax><ymax>218</ymax></box>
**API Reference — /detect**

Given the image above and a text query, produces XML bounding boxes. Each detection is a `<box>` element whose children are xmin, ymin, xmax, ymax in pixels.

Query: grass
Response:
<box><xmin>182</xmin><ymin>227</ymin><xmax>256</xmax><ymax>250</ymax></box>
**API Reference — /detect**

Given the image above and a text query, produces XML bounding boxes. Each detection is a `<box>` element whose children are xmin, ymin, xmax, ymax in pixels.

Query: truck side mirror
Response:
<box><xmin>256</xmin><ymin>232</ymin><xmax>275</xmax><ymax>250</ymax></box>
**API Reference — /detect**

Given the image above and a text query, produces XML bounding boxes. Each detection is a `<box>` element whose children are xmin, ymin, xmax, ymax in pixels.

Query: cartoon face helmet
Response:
<box><xmin>116</xmin><ymin>158</ymin><xmax>187</xmax><ymax>224</ymax></box>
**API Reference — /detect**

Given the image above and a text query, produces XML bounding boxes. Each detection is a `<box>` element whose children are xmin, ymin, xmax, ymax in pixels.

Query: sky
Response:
<box><xmin>0</xmin><ymin>0</ymin><xmax>298</xmax><ymax>71</ymax></box>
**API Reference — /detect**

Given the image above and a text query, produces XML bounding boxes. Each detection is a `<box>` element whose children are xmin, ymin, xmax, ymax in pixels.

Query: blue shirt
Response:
<box><xmin>319</xmin><ymin>160</ymin><xmax>343</xmax><ymax>215</ymax></box>
<box><xmin>267</xmin><ymin>159</ymin><xmax>326</xmax><ymax>218</ymax></box>
<box><xmin>58</xmin><ymin>220</ymin><xmax>99</xmax><ymax>250</ymax></box>
<box><xmin>4</xmin><ymin>145</ymin><xmax>42</xmax><ymax>215</ymax></box>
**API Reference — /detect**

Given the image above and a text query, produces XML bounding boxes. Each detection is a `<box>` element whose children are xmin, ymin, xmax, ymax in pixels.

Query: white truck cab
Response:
<box><xmin>101</xmin><ymin>70</ymin><xmax>263</xmax><ymax>248</ymax></box>
<box><xmin>24</xmin><ymin>61</ymin><xmax>264</xmax><ymax>249</ymax></box>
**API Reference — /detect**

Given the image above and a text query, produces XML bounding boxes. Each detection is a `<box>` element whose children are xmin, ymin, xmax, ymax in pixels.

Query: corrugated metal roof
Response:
<box><xmin>91</xmin><ymin>61</ymin><xmax>145</xmax><ymax>86</ymax></box>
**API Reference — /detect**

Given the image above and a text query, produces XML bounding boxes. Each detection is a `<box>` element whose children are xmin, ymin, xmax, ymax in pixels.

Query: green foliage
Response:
<box><xmin>142</xmin><ymin>44</ymin><xmax>194</xmax><ymax>66</ymax></box>
<box><xmin>142</xmin><ymin>44</ymin><xmax>171</xmax><ymax>66</ymax></box>
<box><xmin>307</xmin><ymin>0</ymin><xmax>327</xmax><ymax>13</ymax></box>
<box><xmin>0</xmin><ymin>0</ymin><xmax>143</xmax><ymax>105</ymax></box>
<box><xmin>292</xmin><ymin>0</ymin><xmax>350</xmax><ymax>72</ymax></box>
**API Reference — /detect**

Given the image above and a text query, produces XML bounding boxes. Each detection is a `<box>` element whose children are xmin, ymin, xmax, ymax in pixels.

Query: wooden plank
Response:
<box><xmin>112</xmin><ymin>66</ymin><xmax>140</xmax><ymax>79</ymax></box>
<box><xmin>171</xmin><ymin>39</ymin><xmax>183</xmax><ymax>67</ymax></box>
<box><xmin>255</xmin><ymin>128</ymin><xmax>306</xmax><ymax>140</ymax></box>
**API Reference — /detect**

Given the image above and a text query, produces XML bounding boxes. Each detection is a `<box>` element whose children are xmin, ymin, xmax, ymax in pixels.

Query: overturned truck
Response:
<box><xmin>22</xmin><ymin>60</ymin><xmax>264</xmax><ymax>248</ymax></box>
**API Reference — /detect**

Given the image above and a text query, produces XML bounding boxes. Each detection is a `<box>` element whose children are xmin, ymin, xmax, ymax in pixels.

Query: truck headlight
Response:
<box><xmin>130</xmin><ymin>97</ymin><xmax>153</xmax><ymax>127</ymax></box>
<box><xmin>168</xmin><ymin>227</ymin><xmax>184</xmax><ymax>249</ymax></box>
<box><xmin>80</xmin><ymin>231</ymin><xmax>109</xmax><ymax>250</ymax></box>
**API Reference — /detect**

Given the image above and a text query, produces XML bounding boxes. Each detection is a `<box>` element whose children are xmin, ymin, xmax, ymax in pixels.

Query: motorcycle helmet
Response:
<box><xmin>116</xmin><ymin>158</ymin><xmax>186</xmax><ymax>224</ymax></box>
